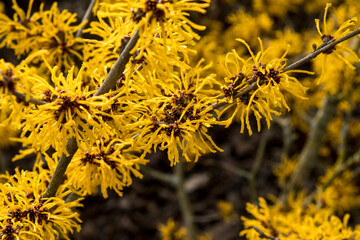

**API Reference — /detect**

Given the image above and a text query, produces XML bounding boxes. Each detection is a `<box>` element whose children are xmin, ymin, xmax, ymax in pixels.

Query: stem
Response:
<box><xmin>13</xmin><ymin>91</ymin><xmax>46</xmax><ymax>105</ymax></box>
<box><xmin>44</xmin><ymin>137</ymin><xmax>78</xmax><ymax>198</ymax></box>
<box><xmin>175</xmin><ymin>160</ymin><xmax>197</xmax><ymax>240</ymax></box>
<box><xmin>142</xmin><ymin>165</ymin><xmax>177</xmax><ymax>186</ymax></box>
<box><xmin>219</xmin><ymin>161</ymin><xmax>251</xmax><ymax>179</ymax></box>
<box><xmin>336</xmin><ymin>100</ymin><xmax>351</xmax><ymax>163</ymax></box>
<box><xmin>203</xmin><ymin>159</ymin><xmax>251</xmax><ymax>180</ymax></box>
<box><xmin>75</xmin><ymin>0</ymin><xmax>97</xmax><ymax>38</ymax></box>
<box><xmin>252</xmin><ymin>226</ymin><xmax>282</xmax><ymax>240</ymax></box>
<box><xmin>94</xmin><ymin>29</ymin><xmax>140</xmax><ymax>96</ymax></box>
<box><xmin>210</xmin><ymin>81</ymin><xmax>258</xmax><ymax>110</ymax></box>
<box><xmin>0</xmin><ymin>149</ymin><xmax>6</xmax><ymax>173</ymax></box>
<box><xmin>282</xmin><ymin>94</ymin><xmax>340</xmax><ymax>199</ymax></box>
<box><xmin>249</xmin><ymin>130</ymin><xmax>269</xmax><ymax>202</ymax></box>
<box><xmin>275</xmin><ymin>117</ymin><xmax>296</xmax><ymax>160</ymax></box>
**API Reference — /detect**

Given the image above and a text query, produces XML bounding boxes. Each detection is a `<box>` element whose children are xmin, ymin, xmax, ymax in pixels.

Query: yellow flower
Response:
<box><xmin>65</xmin><ymin>136</ymin><xmax>148</xmax><ymax>198</ymax></box>
<box><xmin>30</xmin><ymin>2</ymin><xmax>85</xmax><ymax>72</ymax></box>
<box><xmin>17</xmin><ymin>63</ymin><xmax>120</xmax><ymax>156</ymax></box>
<box><xmin>129</xmin><ymin>61</ymin><xmax>222</xmax><ymax>166</ymax></box>
<box><xmin>83</xmin><ymin>15</ymin><xmax>135</xmax><ymax>88</ymax></box>
<box><xmin>314</xmin><ymin>3</ymin><xmax>359</xmax><ymax>84</ymax></box>
<box><xmin>98</xmin><ymin>0</ymin><xmax>210</xmax><ymax>60</ymax></box>
<box><xmin>218</xmin><ymin>38</ymin><xmax>311</xmax><ymax>135</ymax></box>
<box><xmin>0</xmin><ymin>1</ymin><xmax>85</xmax><ymax>73</ymax></box>
<box><xmin>0</xmin><ymin>168</ymin><xmax>82</xmax><ymax>240</ymax></box>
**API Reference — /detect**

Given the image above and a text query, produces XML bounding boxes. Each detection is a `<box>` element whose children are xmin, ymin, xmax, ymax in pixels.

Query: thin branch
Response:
<box><xmin>193</xmin><ymin>213</ymin><xmax>220</xmax><ymax>223</ymax></box>
<box><xmin>249</xmin><ymin>130</ymin><xmax>269</xmax><ymax>202</ymax></box>
<box><xmin>0</xmin><ymin>149</ymin><xmax>6</xmax><ymax>173</ymax></box>
<box><xmin>274</xmin><ymin>117</ymin><xmax>296</xmax><ymax>160</ymax></box>
<box><xmin>252</xmin><ymin>226</ymin><xmax>282</xmax><ymax>240</ymax></box>
<box><xmin>282</xmin><ymin>94</ymin><xmax>341</xmax><ymax>200</ymax></box>
<box><xmin>13</xmin><ymin>91</ymin><xmax>46</xmax><ymax>105</ymax></box>
<box><xmin>142</xmin><ymin>165</ymin><xmax>177</xmax><ymax>186</ymax></box>
<box><xmin>175</xmin><ymin>159</ymin><xmax>197</xmax><ymax>240</ymax></box>
<box><xmin>209</xmin><ymin>81</ymin><xmax>258</xmax><ymax>110</ymax></box>
<box><xmin>94</xmin><ymin>29</ymin><xmax>140</xmax><ymax>96</ymax></box>
<box><xmin>336</xmin><ymin>102</ymin><xmax>351</xmax><ymax>163</ymax></box>
<box><xmin>43</xmin><ymin>137</ymin><xmax>78</xmax><ymax>198</ymax></box>
<box><xmin>203</xmin><ymin>159</ymin><xmax>251</xmax><ymax>179</ymax></box>
<box><xmin>219</xmin><ymin>161</ymin><xmax>252</xmax><ymax>179</ymax></box>
<box><xmin>75</xmin><ymin>0</ymin><xmax>97</xmax><ymax>38</ymax></box>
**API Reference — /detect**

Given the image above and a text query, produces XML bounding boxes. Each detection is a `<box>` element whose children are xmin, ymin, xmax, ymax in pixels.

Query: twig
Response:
<box><xmin>282</xmin><ymin>94</ymin><xmax>341</xmax><ymax>200</ymax></box>
<box><xmin>193</xmin><ymin>213</ymin><xmax>220</xmax><ymax>223</ymax></box>
<box><xmin>142</xmin><ymin>165</ymin><xmax>177</xmax><ymax>186</ymax></box>
<box><xmin>209</xmin><ymin>81</ymin><xmax>258</xmax><ymax>110</ymax></box>
<box><xmin>94</xmin><ymin>29</ymin><xmax>140</xmax><ymax>96</ymax></box>
<box><xmin>274</xmin><ymin>117</ymin><xmax>296</xmax><ymax>159</ymax></box>
<box><xmin>219</xmin><ymin>161</ymin><xmax>251</xmax><ymax>179</ymax></box>
<box><xmin>43</xmin><ymin>31</ymin><xmax>141</xmax><ymax>198</ymax></box>
<box><xmin>204</xmin><ymin>158</ymin><xmax>251</xmax><ymax>179</ymax></box>
<box><xmin>75</xmin><ymin>0</ymin><xmax>97</xmax><ymax>38</ymax></box>
<box><xmin>13</xmin><ymin>91</ymin><xmax>46</xmax><ymax>105</ymax></box>
<box><xmin>249</xmin><ymin>130</ymin><xmax>269</xmax><ymax>202</ymax></box>
<box><xmin>43</xmin><ymin>137</ymin><xmax>78</xmax><ymax>198</ymax></box>
<box><xmin>336</xmin><ymin>103</ymin><xmax>351</xmax><ymax>163</ymax></box>
<box><xmin>252</xmin><ymin>226</ymin><xmax>281</xmax><ymax>240</ymax></box>
<box><xmin>0</xmin><ymin>149</ymin><xmax>6</xmax><ymax>173</ymax></box>
<box><xmin>175</xmin><ymin>158</ymin><xmax>197</xmax><ymax>240</ymax></box>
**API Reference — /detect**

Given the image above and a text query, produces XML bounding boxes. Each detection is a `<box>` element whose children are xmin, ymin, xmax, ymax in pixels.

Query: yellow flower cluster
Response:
<box><xmin>65</xmin><ymin>137</ymin><xmax>148</xmax><ymax>198</ymax></box>
<box><xmin>97</xmin><ymin>0</ymin><xmax>210</xmax><ymax>60</ymax></box>
<box><xmin>17</xmin><ymin>63</ymin><xmax>123</xmax><ymax>156</ymax></box>
<box><xmin>129</xmin><ymin>62</ymin><xmax>222</xmax><ymax>165</ymax></box>
<box><xmin>0</xmin><ymin>168</ymin><xmax>82</xmax><ymax>240</ymax></box>
<box><xmin>218</xmin><ymin>39</ymin><xmax>311</xmax><ymax>135</ymax></box>
<box><xmin>0</xmin><ymin>0</ymin><xmax>85</xmax><ymax>73</ymax></box>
